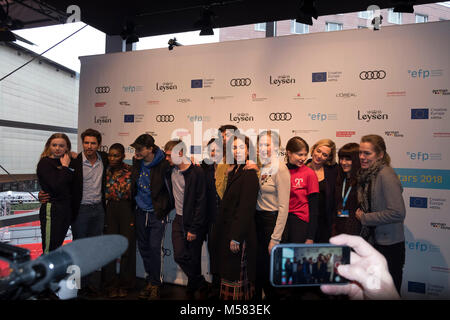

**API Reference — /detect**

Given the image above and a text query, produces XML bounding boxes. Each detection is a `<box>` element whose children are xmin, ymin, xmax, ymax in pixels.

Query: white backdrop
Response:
<box><xmin>78</xmin><ymin>21</ymin><xmax>450</xmax><ymax>299</ymax></box>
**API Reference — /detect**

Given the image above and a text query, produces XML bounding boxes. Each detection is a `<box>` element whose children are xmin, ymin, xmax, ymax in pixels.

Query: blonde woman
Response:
<box><xmin>36</xmin><ymin>133</ymin><xmax>73</xmax><ymax>254</ymax></box>
<box><xmin>306</xmin><ymin>139</ymin><xmax>338</xmax><ymax>243</ymax></box>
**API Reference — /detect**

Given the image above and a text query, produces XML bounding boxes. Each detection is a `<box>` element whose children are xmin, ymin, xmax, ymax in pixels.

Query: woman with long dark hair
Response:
<box><xmin>36</xmin><ymin>133</ymin><xmax>73</xmax><ymax>254</ymax></box>
<box><xmin>332</xmin><ymin>143</ymin><xmax>361</xmax><ymax>236</ymax></box>
<box><xmin>356</xmin><ymin>134</ymin><xmax>406</xmax><ymax>294</ymax></box>
<box><xmin>212</xmin><ymin>134</ymin><xmax>259</xmax><ymax>300</ymax></box>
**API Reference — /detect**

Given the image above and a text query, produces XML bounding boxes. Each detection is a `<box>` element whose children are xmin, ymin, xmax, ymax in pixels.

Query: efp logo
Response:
<box><xmin>406</xmin><ymin>151</ymin><xmax>441</xmax><ymax>161</ymax></box>
<box><xmin>308</xmin><ymin>112</ymin><xmax>337</xmax><ymax>121</ymax></box>
<box><xmin>408</xmin><ymin>68</ymin><xmax>443</xmax><ymax>79</ymax></box>
<box><xmin>312</xmin><ymin>72</ymin><xmax>327</xmax><ymax>82</ymax></box>
<box><xmin>406</xmin><ymin>240</ymin><xmax>440</xmax><ymax>253</ymax></box>
<box><xmin>191</xmin><ymin>79</ymin><xmax>203</xmax><ymax>88</ymax></box>
<box><xmin>411</xmin><ymin>108</ymin><xmax>429</xmax><ymax>119</ymax></box>
<box><xmin>409</xmin><ymin>196</ymin><xmax>427</xmax><ymax>208</ymax></box>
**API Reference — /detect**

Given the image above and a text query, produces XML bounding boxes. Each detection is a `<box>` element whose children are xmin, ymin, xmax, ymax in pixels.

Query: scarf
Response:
<box><xmin>357</xmin><ymin>159</ymin><xmax>385</xmax><ymax>244</ymax></box>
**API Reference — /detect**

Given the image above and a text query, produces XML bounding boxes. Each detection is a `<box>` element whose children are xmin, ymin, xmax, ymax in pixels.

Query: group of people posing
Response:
<box><xmin>36</xmin><ymin>124</ymin><xmax>406</xmax><ymax>300</ymax></box>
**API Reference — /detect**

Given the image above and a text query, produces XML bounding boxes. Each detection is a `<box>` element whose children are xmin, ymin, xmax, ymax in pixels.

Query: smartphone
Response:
<box><xmin>270</xmin><ymin>243</ymin><xmax>351</xmax><ymax>287</ymax></box>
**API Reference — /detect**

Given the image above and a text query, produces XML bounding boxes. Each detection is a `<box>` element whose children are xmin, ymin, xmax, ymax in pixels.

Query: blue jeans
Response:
<box><xmin>72</xmin><ymin>203</ymin><xmax>105</xmax><ymax>240</ymax></box>
<box><xmin>135</xmin><ymin>207</ymin><xmax>166</xmax><ymax>286</ymax></box>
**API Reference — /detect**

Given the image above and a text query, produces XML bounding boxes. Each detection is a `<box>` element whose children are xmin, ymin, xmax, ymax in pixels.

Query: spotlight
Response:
<box><xmin>168</xmin><ymin>38</ymin><xmax>182</xmax><ymax>51</ymax></box>
<box><xmin>120</xmin><ymin>21</ymin><xmax>139</xmax><ymax>44</ymax></box>
<box><xmin>392</xmin><ymin>1</ymin><xmax>415</xmax><ymax>13</ymax></box>
<box><xmin>195</xmin><ymin>8</ymin><xmax>215</xmax><ymax>36</ymax></box>
<box><xmin>371</xmin><ymin>15</ymin><xmax>383</xmax><ymax>31</ymax></box>
<box><xmin>296</xmin><ymin>0</ymin><xmax>318</xmax><ymax>26</ymax></box>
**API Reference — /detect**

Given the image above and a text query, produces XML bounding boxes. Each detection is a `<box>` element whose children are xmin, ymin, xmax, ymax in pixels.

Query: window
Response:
<box><xmin>388</xmin><ymin>9</ymin><xmax>402</xmax><ymax>24</ymax></box>
<box><xmin>358</xmin><ymin>11</ymin><xmax>374</xmax><ymax>20</ymax></box>
<box><xmin>415</xmin><ymin>14</ymin><xmax>428</xmax><ymax>23</ymax></box>
<box><xmin>290</xmin><ymin>20</ymin><xmax>309</xmax><ymax>34</ymax></box>
<box><xmin>326</xmin><ymin>22</ymin><xmax>343</xmax><ymax>32</ymax></box>
<box><xmin>255</xmin><ymin>23</ymin><xmax>266</xmax><ymax>31</ymax></box>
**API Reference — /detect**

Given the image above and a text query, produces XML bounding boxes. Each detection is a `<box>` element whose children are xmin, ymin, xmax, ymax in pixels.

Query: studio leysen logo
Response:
<box><xmin>312</xmin><ymin>71</ymin><xmax>342</xmax><ymax>83</ymax></box>
<box><xmin>270</xmin><ymin>75</ymin><xmax>295</xmax><ymax>86</ymax></box>
<box><xmin>95</xmin><ymin>86</ymin><xmax>110</xmax><ymax>94</ymax></box>
<box><xmin>95</xmin><ymin>102</ymin><xmax>106</xmax><ymax>107</ymax></box>
<box><xmin>411</xmin><ymin>108</ymin><xmax>447</xmax><ymax>120</ymax></box>
<box><xmin>156</xmin><ymin>81</ymin><xmax>177</xmax><ymax>92</ymax></box>
<box><xmin>122</xmin><ymin>85</ymin><xmax>143</xmax><ymax>93</ymax></box>
<box><xmin>432</xmin><ymin>89</ymin><xmax>449</xmax><ymax>95</ymax></box>
<box><xmin>269</xmin><ymin>112</ymin><xmax>292</xmax><ymax>121</ymax></box>
<box><xmin>357</xmin><ymin>109</ymin><xmax>389</xmax><ymax>122</ymax></box>
<box><xmin>359</xmin><ymin>70</ymin><xmax>386</xmax><ymax>80</ymax></box>
<box><xmin>94</xmin><ymin>115</ymin><xmax>111</xmax><ymax>125</ymax></box>
<box><xmin>408</xmin><ymin>68</ymin><xmax>443</xmax><ymax>79</ymax></box>
<box><xmin>406</xmin><ymin>151</ymin><xmax>442</xmax><ymax>162</ymax></box>
<box><xmin>229</xmin><ymin>112</ymin><xmax>254</xmax><ymax>123</ymax></box>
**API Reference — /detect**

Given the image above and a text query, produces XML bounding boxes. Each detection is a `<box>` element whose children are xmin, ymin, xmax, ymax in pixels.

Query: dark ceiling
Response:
<box><xmin>2</xmin><ymin>0</ymin><xmax>443</xmax><ymax>37</ymax></box>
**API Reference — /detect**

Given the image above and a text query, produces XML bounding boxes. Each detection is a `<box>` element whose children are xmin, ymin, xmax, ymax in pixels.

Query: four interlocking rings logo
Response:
<box><xmin>156</xmin><ymin>114</ymin><xmax>175</xmax><ymax>122</ymax></box>
<box><xmin>269</xmin><ymin>112</ymin><xmax>292</xmax><ymax>121</ymax></box>
<box><xmin>95</xmin><ymin>86</ymin><xmax>110</xmax><ymax>94</ymax></box>
<box><xmin>230</xmin><ymin>78</ymin><xmax>252</xmax><ymax>87</ymax></box>
<box><xmin>359</xmin><ymin>70</ymin><xmax>386</xmax><ymax>80</ymax></box>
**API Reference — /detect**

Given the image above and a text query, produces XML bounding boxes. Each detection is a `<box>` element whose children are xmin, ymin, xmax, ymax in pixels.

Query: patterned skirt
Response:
<box><xmin>219</xmin><ymin>242</ymin><xmax>255</xmax><ymax>300</ymax></box>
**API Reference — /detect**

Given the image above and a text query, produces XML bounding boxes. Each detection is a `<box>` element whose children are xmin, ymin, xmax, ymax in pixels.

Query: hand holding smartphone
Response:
<box><xmin>270</xmin><ymin>243</ymin><xmax>350</xmax><ymax>287</ymax></box>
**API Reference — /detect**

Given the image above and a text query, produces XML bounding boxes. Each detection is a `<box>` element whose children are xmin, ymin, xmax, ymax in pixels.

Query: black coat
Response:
<box><xmin>306</xmin><ymin>160</ymin><xmax>338</xmax><ymax>242</ymax></box>
<box><xmin>131</xmin><ymin>156</ymin><xmax>171</xmax><ymax>220</ymax></box>
<box><xmin>165</xmin><ymin>164</ymin><xmax>208</xmax><ymax>236</ymax></box>
<box><xmin>210</xmin><ymin>165</ymin><xmax>259</xmax><ymax>282</ymax></box>
<box><xmin>200</xmin><ymin>161</ymin><xmax>220</xmax><ymax>227</ymax></box>
<box><xmin>70</xmin><ymin>151</ymin><xmax>108</xmax><ymax>222</ymax></box>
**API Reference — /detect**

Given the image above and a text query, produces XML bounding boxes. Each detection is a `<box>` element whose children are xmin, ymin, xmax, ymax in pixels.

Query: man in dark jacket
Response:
<box><xmin>130</xmin><ymin>134</ymin><xmax>171</xmax><ymax>300</ymax></box>
<box><xmin>164</xmin><ymin>139</ymin><xmax>209</xmax><ymax>299</ymax></box>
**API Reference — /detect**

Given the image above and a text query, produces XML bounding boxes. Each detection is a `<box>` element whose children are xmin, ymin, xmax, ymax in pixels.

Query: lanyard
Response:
<box><xmin>342</xmin><ymin>178</ymin><xmax>352</xmax><ymax>209</ymax></box>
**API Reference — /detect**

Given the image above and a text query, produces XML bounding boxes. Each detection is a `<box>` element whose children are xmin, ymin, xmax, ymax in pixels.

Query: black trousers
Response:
<box><xmin>255</xmin><ymin>210</ymin><xmax>278</xmax><ymax>300</ymax></box>
<box><xmin>374</xmin><ymin>241</ymin><xmax>405</xmax><ymax>295</ymax></box>
<box><xmin>172</xmin><ymin>214</ymin><xmax>206</xmax><ymax>292</ymax></box>
<box><xmin>282</xmin><ymin>213</ymin><xmax>309</xmax><ymax>243</ymax></box>
<box><xmin>103</xmin><ymin>200</ymin><xmax>136</xmax><ymax>289</ymax></box>
<box><xmin>39</xmin><ymin>202</ymin><xmax>71</xmax><ymax>254</ymax></box>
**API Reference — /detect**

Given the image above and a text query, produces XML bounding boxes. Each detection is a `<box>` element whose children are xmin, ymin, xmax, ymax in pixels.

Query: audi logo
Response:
<box><xmin>156</xmin><ymin>115</ymin><xmax>175</xmax><ymax>122</ymax></box>
<box><xmin>95</xmin><ymin>86</ymin><xmax>110</xmax><ymax>94</ymax></box>
<box><xmin>359</xmin><ymin>70</ymin><xmax>386</xmax><ymax>80</ymax></box>
<box><xmin>269</xmin><ymin>112</ymin><xmax>292</xmax><ymax>121</ymax></box>
<box><xmin>230</xmin><ymin>78</ymin><xmax>252</xmax><ymax>87</ymax></box>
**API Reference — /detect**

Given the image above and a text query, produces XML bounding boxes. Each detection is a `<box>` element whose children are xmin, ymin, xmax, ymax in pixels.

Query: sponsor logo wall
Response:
<box><xmin>78</xmin><ymin>21</ymin><xmax>450</xmax><ymax>298</ymax></box>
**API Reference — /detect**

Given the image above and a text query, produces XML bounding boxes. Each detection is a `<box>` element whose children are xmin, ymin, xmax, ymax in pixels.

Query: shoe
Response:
<box><xmin>107</xmin><ymin>288</ymin><xmax>119</xmax><ymax>298</ymax></box>
<box><xmin>197</xmin><ymin>282</ymin><xmax>212</xmax><ymax>300</ymax></box>
<box><xmin>118</xmin><ymin>288</ymin><xmax>128</xmax><ymax>298</ymax></box>
<box><xmin>148</xmin><ymin>285</ymin><xmax>160</xmax><ymax>300</ymax></box>
<box><xmin>138</xmin><ymin>283</ymin><xmax>153</xmax><ymax>300</ymax></box>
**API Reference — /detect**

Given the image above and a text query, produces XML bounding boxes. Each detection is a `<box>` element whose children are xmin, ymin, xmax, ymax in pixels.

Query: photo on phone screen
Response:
<box><xmin>270</xmin><ymin>244</ymin><xmax>350</xmax><ymax>287</ymax></box>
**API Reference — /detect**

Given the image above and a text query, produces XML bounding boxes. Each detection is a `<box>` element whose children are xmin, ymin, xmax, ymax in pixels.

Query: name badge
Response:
<box><xmin>338</xmin><ymin>210</ymin><xmax>349</xmax><ymax>218</ymax></box>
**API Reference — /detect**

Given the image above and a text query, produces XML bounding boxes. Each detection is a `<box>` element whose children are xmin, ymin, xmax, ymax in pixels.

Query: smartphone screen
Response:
<box><xmin>270</xmin><ymin>243</ymin><xmax>350</xmax><ymax>287</ymax></box>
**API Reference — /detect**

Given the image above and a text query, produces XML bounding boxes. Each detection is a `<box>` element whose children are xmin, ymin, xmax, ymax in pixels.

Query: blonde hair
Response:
<box><xmin>40</xmin><ymin>133</ymin><xmax>71</xmax><ymax>159</ymax></box>
<box><xmin>310</xmin><ymin>139</ymin><xmax>336</xmax><ymax>166</ymax></box>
